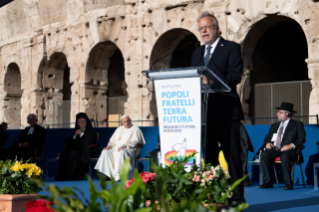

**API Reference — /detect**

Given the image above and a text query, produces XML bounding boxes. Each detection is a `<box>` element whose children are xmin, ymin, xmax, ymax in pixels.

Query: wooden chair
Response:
<box><xmin>272</xmin><ymin>146</ymin><xmax>306</xmax><ymax>188</ymax></box>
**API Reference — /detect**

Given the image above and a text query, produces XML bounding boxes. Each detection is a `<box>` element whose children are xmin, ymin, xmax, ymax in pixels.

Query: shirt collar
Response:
<box><xmin>205</xmin><ymin>36</ymin><xmax>220</xmax><ymax>50</ymax></box>
<box><xmin>280</xmin><ymin>118</ymin><xmax>290</xmax><ymax>126</ymax></box>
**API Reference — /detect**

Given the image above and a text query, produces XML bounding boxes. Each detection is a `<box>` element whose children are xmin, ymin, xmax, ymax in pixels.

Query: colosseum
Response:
<box><xmin>0</xmin><ymin>0</ymin><xmax>318</xmax><ymax>127</ymax></box>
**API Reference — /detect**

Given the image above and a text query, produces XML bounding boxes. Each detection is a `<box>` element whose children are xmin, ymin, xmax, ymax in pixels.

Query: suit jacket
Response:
<box><xmin>263</xmin><ymin>119</ymin><xmax>306</xmax><ymax>161</ymax></box>
<box><xmin>191</xmin><ymin>37</ymin><xmax>244</xmax><ymax>120</ymax></box>
<box><xmin>14</xmin><ymin>125</ymin><xmax>47</xmax><ymax>151</ymax></box>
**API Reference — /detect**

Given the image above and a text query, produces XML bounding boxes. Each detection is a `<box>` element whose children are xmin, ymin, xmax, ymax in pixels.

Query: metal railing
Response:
<box><xmin>244</xmin><ymin>114</ymin><xmax>318</xmax><ymax>125</ymax></box>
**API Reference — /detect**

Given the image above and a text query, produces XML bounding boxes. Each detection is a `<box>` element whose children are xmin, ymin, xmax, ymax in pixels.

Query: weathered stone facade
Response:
<box><xmin>0</xmin><ymin>0</ymin><xmax>318</xmax><ymax>127</ymax></box>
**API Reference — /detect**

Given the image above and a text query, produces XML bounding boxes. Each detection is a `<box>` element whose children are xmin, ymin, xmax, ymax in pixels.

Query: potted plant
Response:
<box><xmin>0</xmin><ymin>159</ymin><xmax>42</xmax><ymax>212</ymax></box>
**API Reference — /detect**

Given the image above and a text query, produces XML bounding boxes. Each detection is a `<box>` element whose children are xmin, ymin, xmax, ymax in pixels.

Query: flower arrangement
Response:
<box><xmin>125</xmin><ymin>153</ymin><xmax>237</xmax><ymax>205</ymax></box>
<box><xmin>26</xmin><ymin>199</ymin><xmax>55</xmax><ymax>212</ymax></box>
<box><xmin>190</xmin><ymin>164</ymin><xmax>235</xmax><ymax>201</ymax></box>
<box><xmin>0</xmin><ymin>159</ymin><xmax>43</xmax><ymax>194</ymax></box>
<box><xmin>32</xmin><ymin>158</ymin><xmax>248</xmax><ymax>212</ymax></box>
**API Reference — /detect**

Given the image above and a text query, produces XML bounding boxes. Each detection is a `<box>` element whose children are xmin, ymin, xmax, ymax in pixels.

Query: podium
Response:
<box><xmin>142</xmin><ymin>66</ymin><xmax>230</xmax><ymax>168</ymax></box>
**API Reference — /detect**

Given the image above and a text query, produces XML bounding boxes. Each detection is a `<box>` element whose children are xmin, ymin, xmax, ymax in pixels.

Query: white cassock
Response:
<box><xmin>94</xmin><ymin>125</ymin><xmax>146</xmax><ymax>181</ymax></box>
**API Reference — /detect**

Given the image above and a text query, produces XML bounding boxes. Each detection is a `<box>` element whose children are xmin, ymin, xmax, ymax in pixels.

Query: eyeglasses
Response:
<box><xmin>198</xmin><ymin>25</ymin><xmax>217</xmax><ymax>32</ymax></box>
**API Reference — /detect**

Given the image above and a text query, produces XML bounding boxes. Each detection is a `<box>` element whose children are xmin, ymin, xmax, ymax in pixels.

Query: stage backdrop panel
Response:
<box><xmin>2</xmin><ymin>125</ymin><xmax>318</xmax><ymax>185</ymax></box>
<box><xmin>3</xmin><ymin>127</ymin><xmax>159</xmax><ymax>176</ymax></box>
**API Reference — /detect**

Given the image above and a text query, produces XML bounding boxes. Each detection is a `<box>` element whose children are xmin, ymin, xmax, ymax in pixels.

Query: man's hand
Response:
<box><xmin>24</xmin><ymin>142</ymin><xmax>29</xmax><ymax>148</ymax></box>
<box><xmin>74</xmin><ymin>129</ymin><xmax>83</xmax><ymax>137</ymax></box>
<box><xmin>18</xmin><ymin>143</ymin><xmax>23</xmax><ymax>148</ymax></box>
<box><xmin>118</xmin><ymin>145</ymin><xmax>126</xmax><ymax>152</ymax></box>
<box><xmin>265</xmin><ymin>142</ymin><xmax>273</xmax><ymax>149</ymax></box>
<box><xmin>103</xmin><ymin>146</ymin><xmax>112</xmax><ymax>150</ymax></box>
<box><xmin>281</xmin><ymin>144</ymin><xmax>294</xmax><ymax>152</ymax></box>
<box><xmin>202</xmin><ymin>75</ymin><xmax>209</xmax><ymax>85</ymax></box>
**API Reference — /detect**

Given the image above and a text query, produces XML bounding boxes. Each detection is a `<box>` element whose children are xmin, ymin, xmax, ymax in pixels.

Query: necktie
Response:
<box><xmin>275</xmin><ymin>125</ymin><xmax>284</xmax><ymax>150</ymax></box>
<box><xmin>204</xmin><ymin>46</ymin><xmax>212</xmax><ymax>66</ymax></box>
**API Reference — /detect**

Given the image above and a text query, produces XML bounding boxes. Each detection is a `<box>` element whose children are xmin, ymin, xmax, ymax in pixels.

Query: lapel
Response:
<box><xmin>282</xmin><ymin>119</ymin><xmax>294</xmax><ymax>142</ymax></box>
<box><xmin>209</xmin><ymin>37</ymin><xmax>225</xmax><ymax>63</ymax></box>
<box><xmin>198</xmin><ymin>45</ymin><xmax>205</xmax><ymax>66</ymax></box>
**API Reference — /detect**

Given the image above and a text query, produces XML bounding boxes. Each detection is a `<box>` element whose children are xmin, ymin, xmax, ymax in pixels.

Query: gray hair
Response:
<box><xmin>27</xmin><ymin>113</ymin><xmax>37</xmax><ymax>122</ymax></box>
<box><xmin>197</xmin><ymin>11</ymin><xmax>219</xmax><ymax>26</ymax></box>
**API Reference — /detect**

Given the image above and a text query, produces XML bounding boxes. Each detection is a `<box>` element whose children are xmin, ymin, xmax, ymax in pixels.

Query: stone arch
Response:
<box><xmin>149</xmin><ymin>28</ymin><xmax>199</xmax><ymax>121</ymax></box>
<box><xmin>3</xmin><ymin>63</ymin><xmax>23</xmax><ymax>127</ymax></box>
<box><xmin>240</xmin><ymin>15</ymin><xmax>309</xmax><ymax>123</ymax></box>
<box><xmin>85</xmin><ymin>41</ymin><xmax>126</xmax><ymax>126</ymax></box>
<box><xmin>37</xmin><ymin>53</ymin><xmax>72</xmax><ymax>127</ymax></box>
<box><xmin>150</xmin><ymin>28</ymin><xmax>199</xmax><ymax>70</ymax></box>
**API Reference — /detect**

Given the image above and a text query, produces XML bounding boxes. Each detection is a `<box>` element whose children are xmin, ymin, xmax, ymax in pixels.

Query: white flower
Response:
<box><xmin>228</xmin><ymin>192</ymin><xmax>233</xmax><ymax>198</ymax></box>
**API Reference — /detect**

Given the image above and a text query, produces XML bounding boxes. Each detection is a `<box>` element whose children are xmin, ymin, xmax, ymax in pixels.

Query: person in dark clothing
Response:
<box><xmin>191</xmin><ymin>11</ymin><xmax>245</xmax><ymax>203</ymax></box>
<box><xmin>55</xmin><ymin>112</ymin><xmax>96</xmax><ymax>181</ymax></box>
<box><xmin>259</xmin><ymin>102</ymin><xmax>306</xmax><ymax>190</ymax></box>
<box><xmin>239</xmin><ymin>123</ymin><xmax>254</xmax><ymax>186</ymax></box>
<box><xmin>0</xmin><ymin>123</ymin><xmax>9</xmax><ymax>155</ymax></box>
<box><xmin>2</xmin><ymin>114</ymin><xmax>46</xmax><ymax>162</ymax></box>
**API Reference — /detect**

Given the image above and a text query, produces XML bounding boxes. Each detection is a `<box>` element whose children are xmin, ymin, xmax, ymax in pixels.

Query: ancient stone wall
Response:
<box><xmin>0</xmin><ymin>0</ymin><xmax>318</xmax><ymax>127</ymax></box>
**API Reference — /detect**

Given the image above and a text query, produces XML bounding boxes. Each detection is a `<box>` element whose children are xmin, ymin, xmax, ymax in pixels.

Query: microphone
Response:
<box><xmin>150</xmin><ymin>41</ymin><xmax>194</xmax><ymax>70</ymax></box>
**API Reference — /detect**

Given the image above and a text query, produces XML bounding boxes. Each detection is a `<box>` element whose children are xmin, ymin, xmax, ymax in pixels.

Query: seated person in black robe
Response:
<box><xmin>55</xmin><ymin>112</ymin><xmax>96</xmax><ymax>181</ymax></box>
<box><xmin>0</xmin><ymin>122</ymin><xmax>8</xmax><ymax>155</ymax></box>
<box><xmin>2</xmin><ymin>114</ymin><xmax>46</xmax><ymax>162</ymax></box>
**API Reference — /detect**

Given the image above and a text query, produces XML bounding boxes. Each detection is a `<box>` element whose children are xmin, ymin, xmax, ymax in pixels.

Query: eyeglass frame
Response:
<box><xmin>197</xmin><ymin>24</ymin><xmax>218</xmax><ymax>32</ymax></box>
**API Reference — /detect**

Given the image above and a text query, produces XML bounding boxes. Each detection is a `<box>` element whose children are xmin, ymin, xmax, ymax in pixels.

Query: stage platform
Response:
<box><xmin>39</xmin><ymin>180</ymin><xmax>319</xmax><ymax>212</ymax></box>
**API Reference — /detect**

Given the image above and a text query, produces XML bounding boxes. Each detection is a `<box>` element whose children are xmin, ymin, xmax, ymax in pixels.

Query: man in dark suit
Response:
<box><xmin>191</xmin><ymin>12</ymin><xmax>245</xmax><ymax>202</ymax></box>
<box><xmin>2</xmin><ymin>114</ymin><xmax>47</xmax><ymax>162</ymax></box>
<box><xmin>259</xmin><ymin>102</ymin><xmax>306</xmax><ymax>190</ymax></box>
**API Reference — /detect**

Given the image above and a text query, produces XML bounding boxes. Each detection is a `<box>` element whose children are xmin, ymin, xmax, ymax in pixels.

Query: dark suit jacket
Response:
<box><xmin>191</xmin><ymin>37</ymin><xmax>244</xmax><ymax>120</ymax></box>
<box><xmin>14</xmin><ymin>125</ymin><xmax>47</xmax><ymax>152</ymax></box>
<box><xmin>264</xmin><ymin>119</ymin><xmax>306</xmax><ymax>161</ymax></box>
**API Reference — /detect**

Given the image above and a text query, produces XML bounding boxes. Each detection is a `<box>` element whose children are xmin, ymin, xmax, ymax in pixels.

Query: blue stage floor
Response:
<box><xmin>39</xmin><ymin>181</ymin><xmax>319</xmax><ymax>211</ymax></box>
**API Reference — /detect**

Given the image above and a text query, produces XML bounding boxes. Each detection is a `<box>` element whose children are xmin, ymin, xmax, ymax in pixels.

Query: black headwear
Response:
<box><xmin>275</xmin><ymin>102</ymin><xmax>297</xmax><ymax>114</ymax></box>
<box><xmin>75</xmin><ymin>112</ymin><xmax>93</xmax><ymax>132</ymax></box>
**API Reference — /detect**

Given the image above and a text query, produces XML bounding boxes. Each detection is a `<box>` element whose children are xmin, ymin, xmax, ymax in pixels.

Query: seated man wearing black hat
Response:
<box><xmin>259</xmin><ymin>102</ymin><xmax>306</xmax><ymax>190</ymax></box>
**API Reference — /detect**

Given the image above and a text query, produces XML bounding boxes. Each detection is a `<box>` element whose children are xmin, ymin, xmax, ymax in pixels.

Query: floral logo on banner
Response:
<box><xmin>164</xmin><ymin>138</ymin><xmax>196</xmax><ymax>166</ymax></box>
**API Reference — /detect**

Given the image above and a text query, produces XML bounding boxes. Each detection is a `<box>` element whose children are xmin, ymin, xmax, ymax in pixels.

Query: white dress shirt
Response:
<box><xmin>204</xmin><ymin>36</ymin><xmax>221</xmax><ymax>59</ymax></box>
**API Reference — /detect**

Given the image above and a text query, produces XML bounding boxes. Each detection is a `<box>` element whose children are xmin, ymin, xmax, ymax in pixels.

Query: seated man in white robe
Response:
<box><xmin>95</xmin><ymin>115</ymin><xmax>146</xmax><ymax>181</ymax></box>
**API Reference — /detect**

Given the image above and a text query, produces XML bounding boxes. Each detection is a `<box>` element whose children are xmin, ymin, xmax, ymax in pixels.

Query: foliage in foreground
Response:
<box><xmin>36</xmin><ymin>157</ymin><xmax>248</xmax><ymax>212</ymax></box>
<box><xmin>0</xmin><ymin>159</ymin><xmax>42</xmax><ymax>194</ymax></box>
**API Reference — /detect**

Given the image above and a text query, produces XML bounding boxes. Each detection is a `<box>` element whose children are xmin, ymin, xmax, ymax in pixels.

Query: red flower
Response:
<box><xmin>142</xmin><ymin>175</ymin><xmax>149</xmax><ymax>184</ymax></box>
<box><xmin>26</xmin><ymin>199</ymin><xmax>55</xmax><ymax>212</ymax></box>
<box><xmin>149</xmin><ymin>173</ymin><xmax>156</xmax><ymax>181</ymax></box>
<box><xmin>125</xmin><ymin>179</ymin><xmax>134</xmax><ymax>189</ymax></box>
